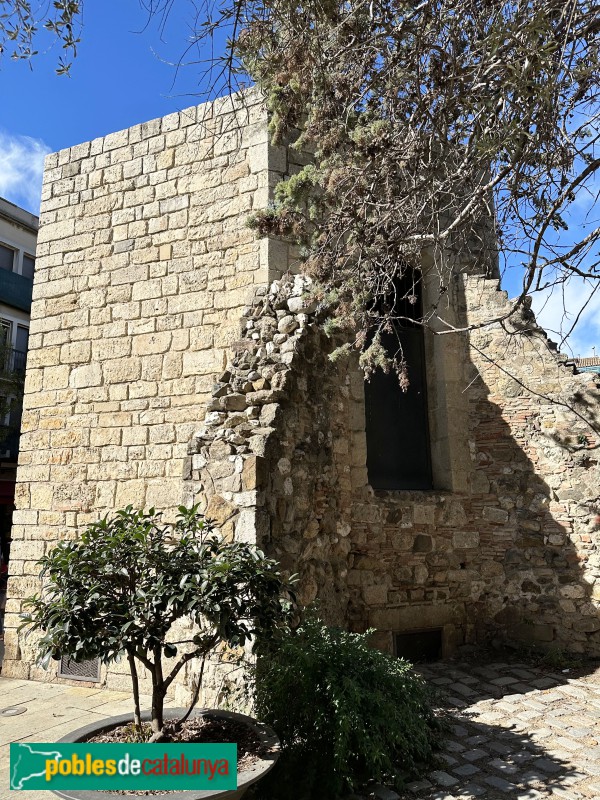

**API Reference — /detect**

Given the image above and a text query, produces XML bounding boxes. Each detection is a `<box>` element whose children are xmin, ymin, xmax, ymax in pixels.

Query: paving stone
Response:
<box><xmin>462</xmin><ymin>749</ymin><xmax>488</xmax><ymax>762</ymax></box>
<box><xmin>559</xmin><ymin>686</ymin><xmax>589</xmax><ymax>699</ymax></box>
<box><xmin>444</xmin><ymin>741</ymin><xmax>466</xmax><ymax>753</ymax></box>
<box><xmin>446</xmin><ymin>697</ymin><xmax>470</xmax><ymax>709</ymax></box>
<box><xmin>502</xmin><ymin>718</ymin><xmax>528</xmax><ymax>731</ymax></box>
<box><xmin>531</xmin><ymin>678</ymin><xmax>559</xmax><ymax>689</ymax></box>
<box><xmin>452</xmin><ymin>725</ymin><xmax>469</xmax><ymax>737</ymax></box>
<box><xmin>452</xmin><ymin>764</ymin><xmax>480</xmax><ymax>777</ymax></box>
<box><xmin>529</xmin><ymin>727</ymin><xmax>553</xmax><ymax>740</ymax></box>
<box><xmin>494</xmin><ymin>701</ymin><xmax>521</xmax><ymax>713</ymax></box>
<box><xmin>516</xmin><ymin>710</ymin><xmax>541</xmax><ymax>721</ymax></box>
<box><xmin>464</xmin><ymin>735</ymin><xmax>489</xmax><ymax>746</ymax></box>
<box><xmin>452</xmin><ymin>684</ymin><xmax>478</xmax><ymax>697</ymax></box>
<box><xmin>560</xmin><ymin>772</ymin><xmax>589</xmax><ymax>786</ymax></box>
<box><xmin>530</xmin><ymin>757</ymin><xmax>564</xmax><ymax>774</ymax></box>
<box><xmin>491</xmin><ymin>677</ymin><xmax>521</xmax><ymax>687</ymax></box>
<box><xmin>489</xmin><ymin>758</ymin><xmax>519</xmax><ymax>774</ymax></box>
<box><xmin>574</xmin><ymin>715</ymin><xmax>599</xmax><ymax>728</ymax></box>
<box><xmin>548</xmin><ymin>717</ymin><xmax>572</xmax><ymax>730</ymax></box>
<box><xmin>429</xmin><ymin>770</ymin><xmax>459</xmax><ymax>787</ymax></box>
<box><xmin>477</xmin><ymin>667</ymin><xmax>502</xmax><ymax>680</ymax></box>
<box><xmin>473</xmin><ymin>722</ymin><xmax>497</xmax><ymax>735</ymax></box>
<box><xmin>483</xmin><ymin>775</ymin><xmax>517</xmax><ymax>792</ymax></box>
<box><xmin>488</xmin><ymin>741</ymin><xmax>513</xmax><ymax>755</ymax></box>
<box><xmin>480</xmin><ymin>682</ymin><xmax>505</xmax><ymax>695</ymax></box>
<box><xmin>580</xmin><ymin>762</ymin><xmax>600</xmax><ymax>776</ymax></box>
<box><xmin>475</xmin><ymin>712</ymin><xmax>508</xmax><ymax>724</ymax></box>
<box><xmin>455</xmin><ymin>784</ymin><xmax>486</xmax><ymax>797</ymax></box>
<box><xmin>542</xmin><ymin>747</ymin><xmax>575</xmax><ymax>762</ymax></box>
<box><xmin>514</xmin><ymin>791</ymin><xmax>544</xmax><ymax>799</ymax></box>
<box><xmin>519</xmin><ymin>770</ymin><xmax>548</xmax><ymax>783</ymax></box>
<box><xmin>511</xmin><ymin>669</ymin><xmax>538</xmax><ymax>680</ymax></box>
<box><xmin>440</xmin><ymin>754</ymin><xmax>459</xmax><ymax>767</ymax></box>
<box><xmin>405</xmin><ymin>779</ymin><xmax>433</xmax><ymax>792</ymax></box>
<box><xmin>510</xmin><ymin>751</ymin><xmax>534</xmax><ymax>765</ymax></box>
<box><xmin>566</xmin><ymin>727</ymin><xmax>596</xmax><ymax>737</ymax></box>
<box><xmin>522</xmin><ymin>699</ymin><xmax>547</xmax><ymax>711</ymax></box>
<box><xmin>554</xmin><ymin>736</ymin><xmax>584</xmax><ymax>751</ymax></box>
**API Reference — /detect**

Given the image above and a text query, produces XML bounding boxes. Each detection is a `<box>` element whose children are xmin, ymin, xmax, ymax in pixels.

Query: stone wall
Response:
<box><xmin>5</xmin><ymin>92</ymin><xmax>600</xmax><ymax>699</ymax></box>
<box><xmin>187</xmin><ymin>274</ymin><xmax>352</xmax><ymax>627</ymax></box>
<box><xmin>2</xmin><ymin>92</ymin><xmax>291</xmax><ymax>691</ymax></box>
<box><xmin>330</xmin><ymin>275</ymin><xmax>600</xmax><ymax>656</ymax></box>
<box><xmin>186</xmin><ymin>267</ymin><xmax>600</xmax><ymax>658</ymax></box>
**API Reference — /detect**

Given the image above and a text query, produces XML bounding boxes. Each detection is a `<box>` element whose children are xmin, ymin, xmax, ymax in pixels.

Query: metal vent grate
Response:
<box><xmin>395</xmin><ymin>628</ymin><xmax>443</xmax><ymax>663</ymax></box>
<box><xmin>58</xmin><ymin>656</ymin><xmax>101</xmax><ymax>682</ymax></box>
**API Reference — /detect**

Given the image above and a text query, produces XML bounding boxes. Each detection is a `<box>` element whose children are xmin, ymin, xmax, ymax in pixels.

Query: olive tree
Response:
<box><xmin>3</xmin><ymin>0</ymin><xmax>600</xmax><ymax>374</ymax></box>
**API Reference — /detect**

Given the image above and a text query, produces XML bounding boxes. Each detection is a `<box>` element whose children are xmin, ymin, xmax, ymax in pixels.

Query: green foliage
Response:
<box><xmin>21</xmin><ymin>505</ymin><xmax>295</xmax><ymax>733</ymax></box>
<box><xmin>0</xmin><ymin>0</ymin><xmax>80</xmax><ymax>72</ymax></box>
<box><xmin>232</xmin><ymin>0</ymin><xmax>600</xmax><ymax>372</ymax></box>
<box><xmin>251</xmin><ymin>617</ymin><xmax>441</xmax><ymax>798</ymax></box>
<box><xmin>5</xmin><ymin>0</ymin><xmax>600</xmax><ymax>371</ymax></box>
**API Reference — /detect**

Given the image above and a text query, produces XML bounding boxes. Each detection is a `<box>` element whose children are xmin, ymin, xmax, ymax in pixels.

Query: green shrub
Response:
<box><xmin>251</xmin><ymin>616</ymin><xmax>442</xmax><ymax>799</ymax></box>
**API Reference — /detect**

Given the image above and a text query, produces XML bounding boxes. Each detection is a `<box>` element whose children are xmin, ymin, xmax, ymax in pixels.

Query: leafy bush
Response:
<box><xmin>251</xmin><ymin>616</ymin><xmax>442</xmax><ymax>798</ymax></box>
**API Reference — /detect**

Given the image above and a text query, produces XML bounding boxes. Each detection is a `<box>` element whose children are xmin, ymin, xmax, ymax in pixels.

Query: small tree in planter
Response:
<box><xmin>21</xmin><ymin>505</ymin><xmax>294</xmax><ymax>739</ymax></box>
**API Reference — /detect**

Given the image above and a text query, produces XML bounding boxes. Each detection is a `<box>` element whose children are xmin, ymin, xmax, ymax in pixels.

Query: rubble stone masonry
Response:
<box><xmin>3</xmin><ymin>92</ymin><xmax>600</xmax><ymax>700</ymax></box>
<box><xmin>186</xmin><ymin>272</ymin><xmax>600</xmax><ymax>665</ymax></box>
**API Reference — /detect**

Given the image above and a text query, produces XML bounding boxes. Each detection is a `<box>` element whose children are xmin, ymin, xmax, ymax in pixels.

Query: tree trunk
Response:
<box><xmin>179</xmin><ymin>654</ymin><xmax>206</xmax><ymax>726</ymax></box>
<box><xmin>127</xmin><ymin>650</ymin><xmax>142</xmax><ymax>732</ymax></box>
<box><xmin>151</xmin><ymin>646</ymin><xmax>165</xmax><ymax>737</ymax></box>
<box><xmin>151</xmin><ymin>690</ymin><xmax>164</xmax><ymax>737</ymax></box>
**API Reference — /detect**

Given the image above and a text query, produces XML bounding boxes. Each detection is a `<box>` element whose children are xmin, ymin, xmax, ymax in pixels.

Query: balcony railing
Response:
<box><xmin>0</xmin><ymin>347</ymin><xmax>27</xmax><ymax>377</ymax></box>
<box><xmin>0</xmin><ymin>270</ymin><xmax>34</xmax><ymax>313</ymax></box>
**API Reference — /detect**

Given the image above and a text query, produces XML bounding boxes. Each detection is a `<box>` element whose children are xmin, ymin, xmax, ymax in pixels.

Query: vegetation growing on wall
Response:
<box><xmin>2</xmin><ymin>0</ymin><xmax>598</xmax><ymax>379</ymax></box>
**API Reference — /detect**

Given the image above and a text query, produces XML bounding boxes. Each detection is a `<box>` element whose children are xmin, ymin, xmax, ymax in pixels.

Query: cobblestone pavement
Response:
<box><xmin>3</xmin><ymin>662</ymin><xmax>600</xmax><ymax>800</ymax></box>
<box><xmin>383</xmin><ymin>660</ymin><xmax>600</xmax><ymax>800</ymax></box>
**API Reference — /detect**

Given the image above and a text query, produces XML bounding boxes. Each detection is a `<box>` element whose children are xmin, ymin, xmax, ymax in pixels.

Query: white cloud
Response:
<box><xmin>0</xmin><ymin>129</ymin><xmax>51</xmax><ymax>214</ymax></box>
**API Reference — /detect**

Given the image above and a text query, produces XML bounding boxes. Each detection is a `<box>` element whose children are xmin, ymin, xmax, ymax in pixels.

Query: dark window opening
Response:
<box><xmin>364</xmin><ymin>270</ymin><xmax>432</xmax><ymax>490</ymax></box>
<box><xmin>0</xmin><ymin>244</ymin><xmax>14</xmax><ymax>272</ymax></box>
<box><xmin>395</xmin><ymin>629</ymin><xmax>443</xmax><ymax>663</ymax></box>
<box><xmin>22</xmin><ymin>254</ymin><xmax>35</xmax><ymax>280</ymax></box>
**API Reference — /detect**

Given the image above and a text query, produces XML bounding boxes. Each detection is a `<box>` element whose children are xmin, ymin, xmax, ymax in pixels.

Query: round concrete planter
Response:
<box><xmin>51</xmin><ymin>707</ymin><xmax>280</xmax><ymax>800</ymax></box>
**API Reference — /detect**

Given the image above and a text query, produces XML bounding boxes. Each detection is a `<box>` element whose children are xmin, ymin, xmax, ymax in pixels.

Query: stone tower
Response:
<box><xmin>3</xmin><ymin>92</ymin><xmax>600</xmax><ymax>699</ymax></box>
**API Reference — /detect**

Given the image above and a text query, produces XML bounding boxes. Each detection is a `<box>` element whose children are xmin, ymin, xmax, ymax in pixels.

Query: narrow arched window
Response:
<box><xmin>364</xmin><ymin>271</ymin><xmax>432</xmax><ymax>490</ymax></box>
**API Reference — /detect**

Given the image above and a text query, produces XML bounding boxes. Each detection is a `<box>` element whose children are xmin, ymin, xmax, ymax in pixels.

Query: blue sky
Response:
<box><xmin>0</xmin><ymin>2</ymin><xmax>597</xmax><ymax>355</ymax></box>
<box><xmin>0</xmin><ymin>0</ymin><xmax>229</xmax><ymax>209</ymax></box>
